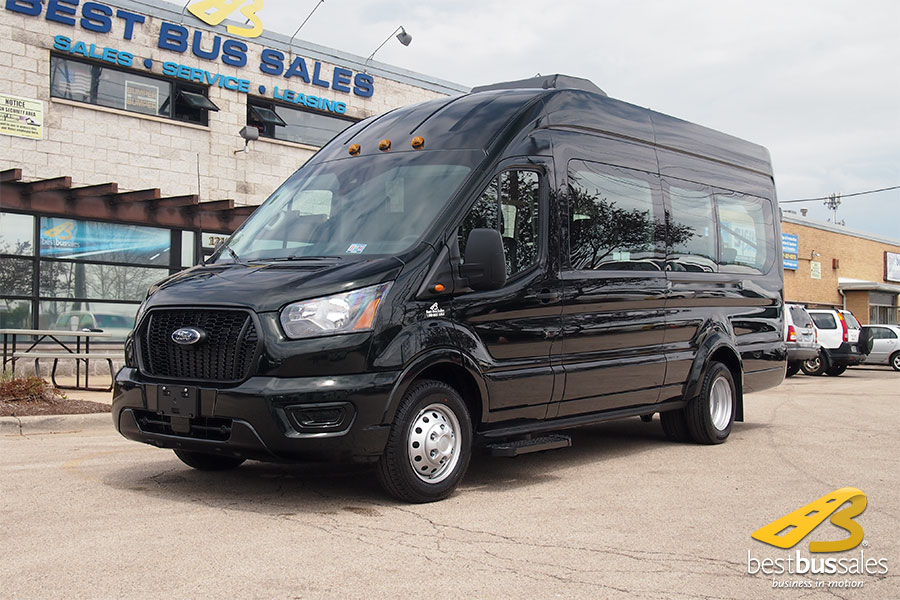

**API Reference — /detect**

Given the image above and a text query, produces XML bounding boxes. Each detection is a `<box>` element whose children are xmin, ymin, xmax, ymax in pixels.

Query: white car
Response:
<box><xmin>861</xmin><ymin>324</ymin><xmax>900</xmax><ymax>371</ymax></box>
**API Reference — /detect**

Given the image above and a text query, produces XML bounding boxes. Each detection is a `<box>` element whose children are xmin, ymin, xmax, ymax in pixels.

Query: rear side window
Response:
<box><xmin>841</xmin><ymin>311</ymin><xmax>861</xmax><ymax>329</ymax></box>
<box><xmin>789</xmin><ymin>306</ymin><xmax>814</xmax><ymax>328</ymax></box>
<box><xmin>568</xmin><ymin>160</ymin><xmax>663</xmax><ymax>270</ymax></box>
<box><xmin>667</xmin><ymin>183</ymin><xmax>717</xmax><ymax>272</ymax></box>
<box><xmin>810</xmin><ymin>313</ymin><xmax>837</xmax><ymax>329</ymax></box>
<box><xmin>716</xmin><ymin>192</ymin><xmax>774</xmax><ymax>273</ymax></box>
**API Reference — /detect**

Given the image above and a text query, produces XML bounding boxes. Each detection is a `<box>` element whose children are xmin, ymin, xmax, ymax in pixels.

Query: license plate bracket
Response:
<box><xmin>157</xmin><ymin>385</ymin><xmax>198</xmax><ymax>418</ymax></box>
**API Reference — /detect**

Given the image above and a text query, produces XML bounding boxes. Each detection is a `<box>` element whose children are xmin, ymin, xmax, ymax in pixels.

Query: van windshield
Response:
<box><xmin>217</xmin><ymin>150</ymin><xmax>480</xmax><ymax>262</ymax></box>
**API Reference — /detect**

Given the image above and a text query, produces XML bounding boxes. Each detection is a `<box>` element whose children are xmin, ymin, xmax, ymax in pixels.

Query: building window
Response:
<box><xmin>869</xmin><ymin>292</ymin><xmax>898</xmax><ymax>324</ymax></box>
<box><xmin>247</xmin><ymin>98</ymin><xmax>356</xmax><ymax>147</ymax></box>
<box><xmin>0</xmin><ymin>211</ymin><xmax>175</xmax><ymax>338</ymax></box>
<box><xmin>50</xmin><ymin>55</ymin><xmax>219</xmax><ymax>125</ymax></box>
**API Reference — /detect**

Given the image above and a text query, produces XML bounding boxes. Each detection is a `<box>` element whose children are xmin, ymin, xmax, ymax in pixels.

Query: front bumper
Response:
<box><xmin>112</xmin><ymin>368</ymin><xmax>399</xmax><ymax>463</ymax></box>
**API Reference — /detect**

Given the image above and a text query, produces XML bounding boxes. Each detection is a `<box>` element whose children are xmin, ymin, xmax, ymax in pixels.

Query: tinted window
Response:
<box><xmin>789</xmin><ymin>306</ymin><xmax>814</xmax><ymax>328</ymax></box>
<box><xmin>460</xmin><ymin>170</ymin><xmax>540</xmax><ymax>278</ymax></box>
<box><xmin>568</xmin><ymin>160</ymin><xmax>662</xmax><ymax>270</ymax></box>
<box><xmin>810</xmin><ymin>313</ymin><xmax>837</xmax><ymax>329</ymax></box>
<box><xmin>716</xmin><ymin>191</ymin><xmax>773</xmax><ymax>273</ymax></box>
<box><xmin>667</xmin><ymin>183</ymin><xmax>717</xmax><ymax>272</ymax></box>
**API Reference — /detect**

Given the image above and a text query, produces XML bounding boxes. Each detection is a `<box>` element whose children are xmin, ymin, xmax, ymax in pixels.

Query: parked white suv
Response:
<box><xmin>802</xmin><ymin>309</ymin><xmax>871</xmax><ymax>376</ymax></box>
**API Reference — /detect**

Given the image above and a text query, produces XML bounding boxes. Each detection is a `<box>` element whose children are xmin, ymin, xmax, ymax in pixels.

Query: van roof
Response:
<box><xmin>320</xmin><ymin>75</ymin><xmax>772</xmax><ymax>178</ymax></box>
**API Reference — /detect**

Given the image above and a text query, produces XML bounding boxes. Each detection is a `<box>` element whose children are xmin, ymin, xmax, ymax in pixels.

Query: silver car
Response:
<box><xmin>861</xmin><ymin>324</ymin><xmax>900</xmax><ymax>371</ymax></box>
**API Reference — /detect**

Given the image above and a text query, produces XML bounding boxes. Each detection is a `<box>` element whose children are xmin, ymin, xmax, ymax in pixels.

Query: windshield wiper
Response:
<box><xmin>268</xmin><ymin>255</ymin><xmax>343</xmax><ymax>262</ymax></box>
<box><xmin>225</xmin><ymin>245</ymin><xmax>244</xmax><ymax>264</ymax></box>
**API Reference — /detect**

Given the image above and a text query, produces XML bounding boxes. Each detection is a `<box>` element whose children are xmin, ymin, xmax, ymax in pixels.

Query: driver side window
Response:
<box><xmin>458</xmin><ymin>170</ymin><xmax>540</xmax><ymax>278</ymax></box>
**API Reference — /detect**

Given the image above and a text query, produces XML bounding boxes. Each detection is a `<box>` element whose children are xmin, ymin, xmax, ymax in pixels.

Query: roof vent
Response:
<box><xmin>471</xmin><ymin>74</ymin><xmax>607</xmax><ymax>96</ymax></box>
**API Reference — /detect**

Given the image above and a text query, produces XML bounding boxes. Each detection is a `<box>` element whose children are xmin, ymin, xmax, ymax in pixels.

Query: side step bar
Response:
<box><xmin>486</xmin><ymin>434</ymin><xmax>572</xmax><ymax>457</ymax></box>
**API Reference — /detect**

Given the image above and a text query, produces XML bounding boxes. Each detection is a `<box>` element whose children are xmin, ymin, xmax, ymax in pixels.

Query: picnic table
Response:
<box><xmin>0</xmin><ymin>328</ymin><xmax>121</xmax><ymax>391</ymax></box>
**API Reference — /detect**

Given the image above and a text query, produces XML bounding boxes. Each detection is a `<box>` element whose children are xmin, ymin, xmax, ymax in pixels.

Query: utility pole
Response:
<box><xmin>824</xmin><ymin>193</ymin><xmax>842</xmax><ymax>224</ymax></box>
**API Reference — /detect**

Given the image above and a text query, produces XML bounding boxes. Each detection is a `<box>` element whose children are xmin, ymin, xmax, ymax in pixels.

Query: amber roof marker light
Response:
<box><xmin>348</xmin><ymin>144</ymin><xmax>361</xmax><ymax>156</ymax></box>
<box><xmin>379</xmin><ymin>139</ymin><xmax>392</xmax><ymax>151</ymax></box>
<box><xmin>411</xmin><ymin>136</ymin><xmax>425</xmax><ymax>149</ymax></box>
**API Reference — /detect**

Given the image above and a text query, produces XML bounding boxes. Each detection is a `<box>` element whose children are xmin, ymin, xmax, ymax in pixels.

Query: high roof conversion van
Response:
<box><xmin>113</xmin><ymin>74</ymin><xmax>786</xmax><ymax>503</ymax></box>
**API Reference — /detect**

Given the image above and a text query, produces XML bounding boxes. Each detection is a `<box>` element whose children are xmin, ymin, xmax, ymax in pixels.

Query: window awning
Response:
<box><xmin>178</xmin><ymin>90</ymin><xmax>220</xmax><ymax>111</ymax></box>
<box><xmin>249</xmin><ymin>104</ymin><xmax>287</xmax><ymax>127</ymax></box>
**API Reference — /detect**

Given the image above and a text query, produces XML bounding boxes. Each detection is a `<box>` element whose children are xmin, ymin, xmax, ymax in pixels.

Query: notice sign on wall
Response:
<box><xmin>810</xmin><ymin>261</ymin><xmax>822</xmax><ymax>280</ymax></box>
<box><xmin>125</xmin><ymin>81</ymin><xmax>159</xmax><ymax>116</ymax></box>
<box><xmin>0</xmin><ymin>93</ymin><xmax>43</xmax><ymax>139</ymax></box>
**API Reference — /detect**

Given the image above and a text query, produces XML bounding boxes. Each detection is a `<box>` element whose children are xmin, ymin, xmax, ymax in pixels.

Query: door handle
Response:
<box><xmin>536</xmin><ymin>289</ymin><xmax>560</xmax><ymax>303</ymax></box>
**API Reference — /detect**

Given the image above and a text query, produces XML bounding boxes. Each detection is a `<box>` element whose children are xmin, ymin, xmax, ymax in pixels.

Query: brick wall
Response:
<box><xmin>782</xmin><ymin>217</ymin><xmax>900</xmax><ymax>324</ymax></box>
<box><xmin>0</xmin><ymin>3</ymin><xmax>454</xmax><ymax>207</ymax></box>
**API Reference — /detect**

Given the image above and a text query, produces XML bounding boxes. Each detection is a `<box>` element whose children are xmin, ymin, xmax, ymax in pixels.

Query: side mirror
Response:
<box><xmin>459</xmin><ymin>228</ymin><xmax>507</xmax><ymax>291</ymax></box>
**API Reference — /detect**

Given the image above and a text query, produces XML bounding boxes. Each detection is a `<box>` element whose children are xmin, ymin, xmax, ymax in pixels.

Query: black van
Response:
<box><xmin>113</xmin><ymin>75</ymin><xmax>785</xmax><ymax>503</ymax></box>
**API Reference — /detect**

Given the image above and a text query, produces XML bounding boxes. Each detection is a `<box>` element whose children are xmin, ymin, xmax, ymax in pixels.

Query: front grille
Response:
<box><xmin>134</xmin><ymin>410</ymin><xmax>232</xmax><ymax>441</ymax></box>
<box><xmin>139</xmin><ymin>309</ymin><xmax>259</xmax><ymax>382</ymax></box>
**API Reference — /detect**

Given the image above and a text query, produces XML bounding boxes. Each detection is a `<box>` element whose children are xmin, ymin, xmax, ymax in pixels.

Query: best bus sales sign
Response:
<box><xmin>4</xmin><ymin>0</ymin><xmax>376</xmax><ymax>106</ymax></box>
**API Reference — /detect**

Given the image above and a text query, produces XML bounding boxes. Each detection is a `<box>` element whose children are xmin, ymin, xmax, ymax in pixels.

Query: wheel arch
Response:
<box><xmin>684</xmin><ymin>336</ymin><xmax>744</xmax><ymax>422</ymax></box>
<box><xmin>380</xmin><ymin>349</ymin><xmax>487</xmax><ymax>428</ymax></box>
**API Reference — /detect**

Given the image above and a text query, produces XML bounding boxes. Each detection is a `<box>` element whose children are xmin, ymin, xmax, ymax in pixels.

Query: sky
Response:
<box><xmin>256</xmin><ymin>0</ymin><xmax>899</xmax><ymax>239</ymax></box>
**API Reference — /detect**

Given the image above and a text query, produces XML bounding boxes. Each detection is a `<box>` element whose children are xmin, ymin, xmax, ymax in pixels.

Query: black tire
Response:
<box><xmin>786</xmin><ymin>362</ymin><xmax>801</xmax><ymax>377</ymax></box>
<box><xmin>800</xmin><ymin>351</ymin><xmax>828</xmax><ymax>376</ymax></box>
<box><xmin>890</xmin><ymin>352</ymin><xmax>900</xmax><ymax>372</ymax></box>
<box><xmin>376</xmin><ymin>380</ymin><xmax>472</xmax><ymax>503</ymax></box>
<box><xmin>173</xmin><ymin>450</ymin><xmax>245</xmax><ymax>471</ymax></box>
<box><xmin>660</xmin><ymin>408</ymin><xmax>691</xmax><ymax>442</ymax></box>
<box><xmin>685</xmin><ymin>362</ymin><xmax>735</xmax><ymax>445</ymax></box>
<box><xmin>825</xmin><ymin>364</ymin><xmax>847</xmax><ymax>376</ymax></box>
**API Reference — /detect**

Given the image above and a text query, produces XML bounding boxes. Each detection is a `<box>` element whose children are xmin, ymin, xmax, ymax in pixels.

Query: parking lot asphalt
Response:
<box><xmin>1</xmin><ymin>367</ymin><xmax>897</xmax><ymax>599</ymax></box>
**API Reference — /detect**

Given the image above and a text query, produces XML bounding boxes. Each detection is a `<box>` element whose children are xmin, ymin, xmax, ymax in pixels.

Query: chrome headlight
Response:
<box><xmin>280</xmin><ymin>282</ymin><xmax>392</xmax><ymax>339</ymax></box>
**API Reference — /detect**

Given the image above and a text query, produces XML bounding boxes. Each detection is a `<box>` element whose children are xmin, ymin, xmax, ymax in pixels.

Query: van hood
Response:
<box><xmin>145</xmin><ymin>257</ymin><xmax>404</xmax><ymax>313</ymax></box>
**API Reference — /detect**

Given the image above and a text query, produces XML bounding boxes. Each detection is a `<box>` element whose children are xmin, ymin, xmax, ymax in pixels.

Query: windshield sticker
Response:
<box><xmin>346</xmin><ymin>243</ymin><xmax>367</xmax><ymax>254</ymax></box>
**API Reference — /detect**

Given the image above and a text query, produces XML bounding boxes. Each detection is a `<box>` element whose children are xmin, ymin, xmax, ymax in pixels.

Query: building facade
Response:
<box><xmin>0</xmin><ymin>0</ymin><xmax>465</xmax><ymax>333</ymax></box>
<box><xmin>782</xmin><ymin>214</ymin><xmax>900</xmax><ymax>324</ymax></box>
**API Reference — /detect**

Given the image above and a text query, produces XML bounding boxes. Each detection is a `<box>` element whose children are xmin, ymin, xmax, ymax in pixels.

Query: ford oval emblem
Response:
<box><xmin>171</xmin><ymin>327</ymin><xmax>205</xmax><ymax>345</ymax></box>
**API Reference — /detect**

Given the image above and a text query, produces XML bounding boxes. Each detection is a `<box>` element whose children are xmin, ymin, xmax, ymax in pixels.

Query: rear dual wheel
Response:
<box><xmin>662</xmin><ymin>361</ymin><xmax>735</xmax><ymax>445</ymax></box>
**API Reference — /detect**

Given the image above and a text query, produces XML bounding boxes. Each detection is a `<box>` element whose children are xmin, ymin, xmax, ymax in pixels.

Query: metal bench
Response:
<box><xmin>11</xmin><ymin>351</ymin><xmax>121</xmax><ymax>392</ymax></box>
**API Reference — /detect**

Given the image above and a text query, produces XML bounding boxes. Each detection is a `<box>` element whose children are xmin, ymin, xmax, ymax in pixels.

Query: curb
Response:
<box><xmin>0</xmin><ymin>412</ymin><xmax>113</xmax><ymax>436</ymax></box>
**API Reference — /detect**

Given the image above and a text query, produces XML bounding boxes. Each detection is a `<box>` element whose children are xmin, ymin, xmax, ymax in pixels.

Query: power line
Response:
<box><xmin>780</xmin><ymin>185</ymin><xmax>900</xmax><ymax>203</ymax></box>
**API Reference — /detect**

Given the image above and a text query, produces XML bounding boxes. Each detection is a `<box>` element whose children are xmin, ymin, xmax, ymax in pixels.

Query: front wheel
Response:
<box><xmin>801</xmin><ymin>352</ymin><xmax>828</xmax><ymax>376</ymax></box>
<box><xmin>685</xmin><ymin>362</ymin><xmax>736</xmax><ymax>445</ymax></box>
<box><xmin>376</xmin><ymin>380</ymin><xmax>472</xmax><ymax>503</ymax></box>
<box><xmin>173</xmin><ymin>450</ymin><xmax>245</xmax><ymax>471</ymax></box>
